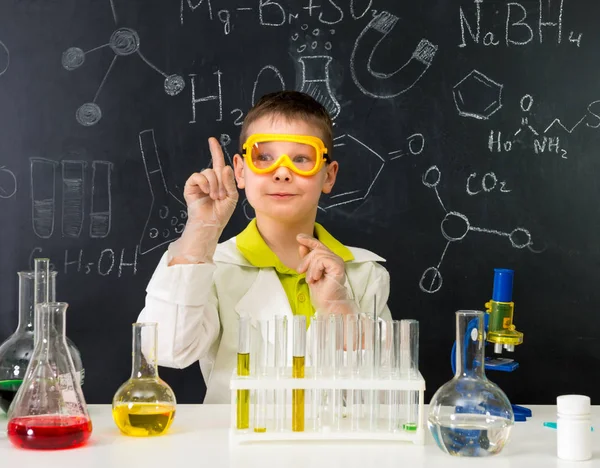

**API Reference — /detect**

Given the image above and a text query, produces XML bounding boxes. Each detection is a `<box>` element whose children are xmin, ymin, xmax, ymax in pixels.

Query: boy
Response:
<box><xmin>138</xmin><ymin>91</ymin><xmax>391</xmax><ymax>403</ymax></box>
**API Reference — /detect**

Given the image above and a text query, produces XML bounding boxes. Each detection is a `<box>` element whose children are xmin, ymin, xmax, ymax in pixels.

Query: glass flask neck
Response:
<box><xmin>34</xmin><ymin>302</ymin><xmax>68</xmax><ymax>349</ymax></box>
<box><xmin>454</xmin><ymin>310</ymin><xmax>485</xmax><ymax>379</ymax></box>
<box><xmin>131</xmin><ymin>323</ymin><xmax>159</xmax><ymax>379</ymax></box>
<box><xmin>17</xmin><ymin>270</ymin><xmax>56</xmax><ymax>333</ymax></box>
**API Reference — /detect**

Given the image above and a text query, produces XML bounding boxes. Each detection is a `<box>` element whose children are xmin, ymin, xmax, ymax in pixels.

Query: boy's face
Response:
<box><xmin>233</xmin><ymin>115</ymin><xmax>338</xmax><ymax>225</ymax></box>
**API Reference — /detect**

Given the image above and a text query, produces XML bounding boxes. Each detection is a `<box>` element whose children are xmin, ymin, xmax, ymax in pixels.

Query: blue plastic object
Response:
<box><xmin>513</xmin><ymin>405</ymin><xmax>532</xmax><ymax>422</ymax></box>
<box><xmin>492</xmin><ymin>268</ymin><xmax>514</xmax><ymax>302</ymax></box>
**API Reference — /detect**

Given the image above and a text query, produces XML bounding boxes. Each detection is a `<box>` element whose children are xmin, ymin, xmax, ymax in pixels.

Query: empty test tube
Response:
<box><xmin>274</xmin><ymin>315</ymin><xmax>287</xmax><ymax>431</ymax></box>
<box><xmin>292</xmin><ymin>315</ymin><xmax>306</xmax><ymax>432</ymax></box>
<box><xmin>359</xmin><ymin>313</ymin><xmax>378</xmax><ymax>430</ymax></box>
<box><xmin>327</xmin><ymin>314</ymin><xmax>344</xmax><ymax>429</ymax></box>
<box><xmin>401</xmin><ymin>319</ymin><xmax>419</xmax><ymax>432</ymax></box>
<box><xmin>379</xmin><ymin>320</ymin><xmax>398</xmax><ymax>432</ymax></box>
<box><xmin>345</xmin><ymin>314</ymin><xmax>360</xmax><ymax>431</ymax></box>
<box><xmin>253</xmin><ymin>319</ymin><xmax>269</xmax><ymax>433</ymax></box>
<box><xmin>310</xmin><ymin>316</ymin><xmax>326</xmax><ymax>431</ymax></box>
<box><xmin>390</xmin><ymin>320</ymin><xmax>401</xmax><ymax>432</ymax></box>
<box><xmin>237</xmin><ymin>317</ymin><xmax>251</xmax><ymax>430</ymax></box>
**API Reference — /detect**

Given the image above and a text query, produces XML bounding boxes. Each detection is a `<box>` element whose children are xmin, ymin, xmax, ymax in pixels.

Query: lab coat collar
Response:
<box><xmin>213</xmin><ymin>237</ymin><xmax>386</xmax><ymax>267</ymax></box>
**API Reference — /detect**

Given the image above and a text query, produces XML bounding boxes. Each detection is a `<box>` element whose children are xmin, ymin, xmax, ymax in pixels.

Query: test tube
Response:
<box><xmin>359</xmin><ymin>313</ymin><xmax>377</xmax><ymax>431</ymax></box>
<box><xmin>274</xmin><ymin>315</ymin><xmax>287</xmax><ymax>432</ymax></box>
<box><xmin>292</xmin><ymin>315</ymin><xmax>306</xmax><ymax>432</ymax></box>
<box><xmin>310</xmin><ymin>316</ymin><xmax>326</xmax><ymax>431</ymax></box>
<box><xmin>236</xmin><ymin>317</ymin><xmax>251</xmax><ymax>430</ymax></box>
<box><xmin>253</xmin><ymin>319</ymin><xmax>269</xmax><ymax>433</ymax></box>
<box><xmin>345</xmin><ymin>314</ymin><xmax>360</xmax><ymax>431</ymax></box>
<box><xmin>328</xmin><ymin>314</ymin><xmax>343</xmax><ymax>430</ymax></box>
<box><xmin>401</xmin><ymin>319</ymin><xmax>419</xmax><ymax>432</ymax></box>
<box><xmin>391</xmin><ymin>320</ymin><xmax>401</xmax><ymax>432</ymax></box>
<box><xmin>371</xmin><ymin>302</ymin><xmax>381</xmax><ymax>431</ymax></box>
<box><xmin>379</xmin><ymin>320</ymin><xmax>397</xmax><ymax>432</ymax></box>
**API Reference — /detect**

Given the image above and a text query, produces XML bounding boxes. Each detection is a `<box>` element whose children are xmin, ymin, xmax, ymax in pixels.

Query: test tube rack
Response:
<box><xmin>231</xmin><ymin>314</ymin><xmax>424</xmax><ymax>445</ymax></box>
<box><xmin>229</xmin><ymin>368</ymin><xmax>426</xmax><ymax>445</ymax></box>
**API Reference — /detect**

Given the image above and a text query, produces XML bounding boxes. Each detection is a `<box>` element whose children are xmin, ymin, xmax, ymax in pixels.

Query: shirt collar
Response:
<box><xmin>236</xmin><ymin>219</ymin><xmax>354</xmax><ymax>274</ymax></box>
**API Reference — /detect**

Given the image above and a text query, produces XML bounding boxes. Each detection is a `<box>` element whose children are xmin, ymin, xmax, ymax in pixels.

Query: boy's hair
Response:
<box><xmin>240</xmin><ymin>90</ymin><xmax>334</xmax><ymax>160</ymax></box>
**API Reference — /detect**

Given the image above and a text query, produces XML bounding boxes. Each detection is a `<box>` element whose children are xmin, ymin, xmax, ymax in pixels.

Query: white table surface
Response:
<box><xmin>1</xmin><ymin>404</ymin><xmax>598</xmax><ymax>467</ymax></box>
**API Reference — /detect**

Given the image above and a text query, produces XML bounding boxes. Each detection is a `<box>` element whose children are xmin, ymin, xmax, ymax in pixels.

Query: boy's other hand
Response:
<box><xmin>296</xmin><ymin>234</ymin><xmax>353</xmax><ymax>314</ymax></box>
<box><xmin>168</xmin><ymin>138</ymin><xmax>239</xmax><ymax>265</ymax></box>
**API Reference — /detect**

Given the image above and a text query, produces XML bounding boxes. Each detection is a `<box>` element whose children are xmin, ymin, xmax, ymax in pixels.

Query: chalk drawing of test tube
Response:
<box><xmin>350</xmin><ymin>11</ymin><xmax>438</xmax><ymax>99</ymax></box>
<box><xmin>89</xmin><ymin>161</ymin><xmax>113</xmax><ymax>238</ymax></box>
<box><xmin>31</xmin><ymin>158</ymin><xmax>59</xmax><ymax>239</ymax></box>
<box><xmin>61</xmin><ymin>160</ymin><xmax>86</xmax><ymax>238</ymax></box>
<box><xmin>138</xmin><ymin>129</ymin><xmax>187</xmax><ymax>255</ymax></box>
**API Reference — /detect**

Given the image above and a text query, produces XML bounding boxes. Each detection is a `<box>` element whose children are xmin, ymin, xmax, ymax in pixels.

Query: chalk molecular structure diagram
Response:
<box><xmin>62</xmin><ymin>1</ymin><xmax>185</xmax><ymax>126</ymax></box>
<box><xmin>419</xmin><ymin>165</ymin><xmax>538</xmax><ymax>294</ymax></box>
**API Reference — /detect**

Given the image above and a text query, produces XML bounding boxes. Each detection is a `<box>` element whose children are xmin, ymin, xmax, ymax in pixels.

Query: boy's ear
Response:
<box><xmin>321</xmin><ymin>161</ymin><xmax>339</xmax><ymax>194</ymax></box>
<box><xmin>233</xmin><ymin>154</ymin><xmax>245</xmax><ymax>189</ymax></box>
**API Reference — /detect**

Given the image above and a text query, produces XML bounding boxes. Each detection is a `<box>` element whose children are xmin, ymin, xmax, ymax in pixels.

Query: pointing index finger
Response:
<box><xmin>208</xmin><ymin>137</ymin><xmax>226</xmax><ymax>172</ymax></box>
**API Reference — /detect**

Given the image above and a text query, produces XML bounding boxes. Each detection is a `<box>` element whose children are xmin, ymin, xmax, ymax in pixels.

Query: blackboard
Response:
<box><xmin>1</xmin><ymin>0</ymin><xmax>599</xmax><ymax>406</ymax></box>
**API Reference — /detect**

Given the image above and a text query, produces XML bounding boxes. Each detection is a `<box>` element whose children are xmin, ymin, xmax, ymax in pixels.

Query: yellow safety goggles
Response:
<box><xmin>242</xmin><ymin>134</ymin><xmax>329</xmax><ymax>177</ymax></box>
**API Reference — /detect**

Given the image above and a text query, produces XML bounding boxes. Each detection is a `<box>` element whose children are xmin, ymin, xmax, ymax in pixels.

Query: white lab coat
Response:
<box><xmin>138</xmin><ymin>236</ymin><xmax>392</xmax><ymax>403</ymax></box>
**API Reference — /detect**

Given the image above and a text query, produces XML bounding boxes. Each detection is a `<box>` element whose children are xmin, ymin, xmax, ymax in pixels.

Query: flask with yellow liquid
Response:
<box><xmin>112</xmin><ymin>322</ymin><xmax>176</xmax><ymax>437</ymax></box>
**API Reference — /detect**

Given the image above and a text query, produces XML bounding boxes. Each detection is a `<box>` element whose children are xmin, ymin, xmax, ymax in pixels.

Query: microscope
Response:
<box><xmin>451</xmin><ymin>268</ymin><xmax>530</xmax><ymax>420</ymax></box>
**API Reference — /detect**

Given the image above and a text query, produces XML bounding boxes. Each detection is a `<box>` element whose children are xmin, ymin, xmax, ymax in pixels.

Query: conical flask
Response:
<box><xmin>7</xmin><ymin>302</ymin><xmax>92</xmax><ymax>450</ymax></box>
<box><xmin>0</xmin><ymin>259</ymin><xmax>84</xmax><ymax>414</ymax></box>
<box><xmin>428</xmin><ymin>310</ymin><xmax>514</xmax><ymax>457</ymax></box>
<box><xmin>112</xmin><ymin>322</ymin><xmax>176</xmax><ymax>436</ymax></box>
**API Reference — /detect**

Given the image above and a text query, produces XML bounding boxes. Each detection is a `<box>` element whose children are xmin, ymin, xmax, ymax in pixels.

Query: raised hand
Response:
<box><xmin>168</xmin><ymin>138</ymin><xmax>239</xmax><ymax>265</ymax></box>
<box><xmin>183</xmin><ymin>137</ymin><xmax>238</xmax><ymax>227</ymax></box>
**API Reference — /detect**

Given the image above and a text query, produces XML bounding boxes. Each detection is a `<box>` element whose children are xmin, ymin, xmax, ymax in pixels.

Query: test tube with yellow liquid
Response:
<box><xmin>237</xmin><ymin>317</ymin><xmax>251</xmax><ymax>430</ymax></box>
<box><xmin>292</xmin><ymin>315</ymin><xmax>306</xmax><ymax>432</ymax></box>
<box><xmin>112</xmin><ymin>323</ymin><xmax>176</xmax><ymax>437</ymax></box>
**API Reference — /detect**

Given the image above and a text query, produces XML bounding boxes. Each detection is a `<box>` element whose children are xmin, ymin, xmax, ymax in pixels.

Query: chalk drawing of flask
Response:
<box><xmin>297</xmin><ymin>56</ymin><xmax>340</xmax><ymax>120</ymax></box>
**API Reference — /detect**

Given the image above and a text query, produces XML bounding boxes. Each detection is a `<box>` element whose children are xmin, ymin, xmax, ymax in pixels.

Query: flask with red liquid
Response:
<box><xmin>0</xmin><ymin>261</ymin><xmax>85</xmax><ymax>415</ymax></box>
<box><xmin>7</xmin><ymin>260</ymin><xmax>92</xmax><ymax>450</ymax></box>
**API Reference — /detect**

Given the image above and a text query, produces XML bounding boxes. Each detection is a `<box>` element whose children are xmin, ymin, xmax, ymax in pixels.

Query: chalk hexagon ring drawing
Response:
<box><xmin>453</xmin><ymin>70</ymin><xmax>503</xmax><ymax>120</ymax></box>
<box><xmin>319</xmin><ymin>134</ymin><xmax>385</xmax><ymax>211</ymax></box>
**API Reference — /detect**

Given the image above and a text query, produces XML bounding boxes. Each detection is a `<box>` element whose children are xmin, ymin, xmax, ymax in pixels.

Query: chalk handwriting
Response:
<box><xmin>388</xmin><ymin>133</ymin><xmax>425</xmax><ymax>160</ymax></box>
<box><xmin>420</xmin><ymin>166</ymin><xmax>539</xmax><ymax>294</ymax></box>
<box><xmin>185</xmin><ymin>1</ymin><xmax>378</xmax><ymax>32</ymax></box>
<box><xmin>466</xmin><ymin>172</ymin><xmax>511</xmax><ymax>196</ymax></box>
<box><xmin>350</xmin><ymin>11</ymin><xmax>437</xmax><ymax>99</ymax></box>
<box><xmin>189</xmin><ymin>71</ymin><xmax>223</xmax><ymax>123</ymax></box>
<box><xmin>458</xmin><ymin>0</ymin><xmax>581</xmax><ymax>48</ymax></box>
<box><xmin>30</xmin><ymin>246</ymin><xmax>139</xmax><ymax>277</ymax></box>
<box><xmin>487</xmin><ymin>96</ymin><xmax>600</xmax><ymax>160</ymax></box>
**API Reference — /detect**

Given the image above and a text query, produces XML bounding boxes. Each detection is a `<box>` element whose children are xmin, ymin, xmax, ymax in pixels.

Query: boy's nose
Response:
<box><xmin>272</xmin><ymin>166</ymin><xmax>292</xmax><ymax>182</ymax></box>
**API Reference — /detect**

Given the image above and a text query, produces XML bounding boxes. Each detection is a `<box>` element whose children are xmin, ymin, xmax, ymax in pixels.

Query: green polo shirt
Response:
<box><xmin>235</xmin><ymin>219</ymin><xmax>354</xmax><ymax>326</ymax></box>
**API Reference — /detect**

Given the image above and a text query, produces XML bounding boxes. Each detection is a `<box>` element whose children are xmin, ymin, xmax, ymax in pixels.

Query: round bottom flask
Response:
<box><xmin>428</xmin><ymin>310</ymin><xmax>514</xmax><ymax>457</ymax></box>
